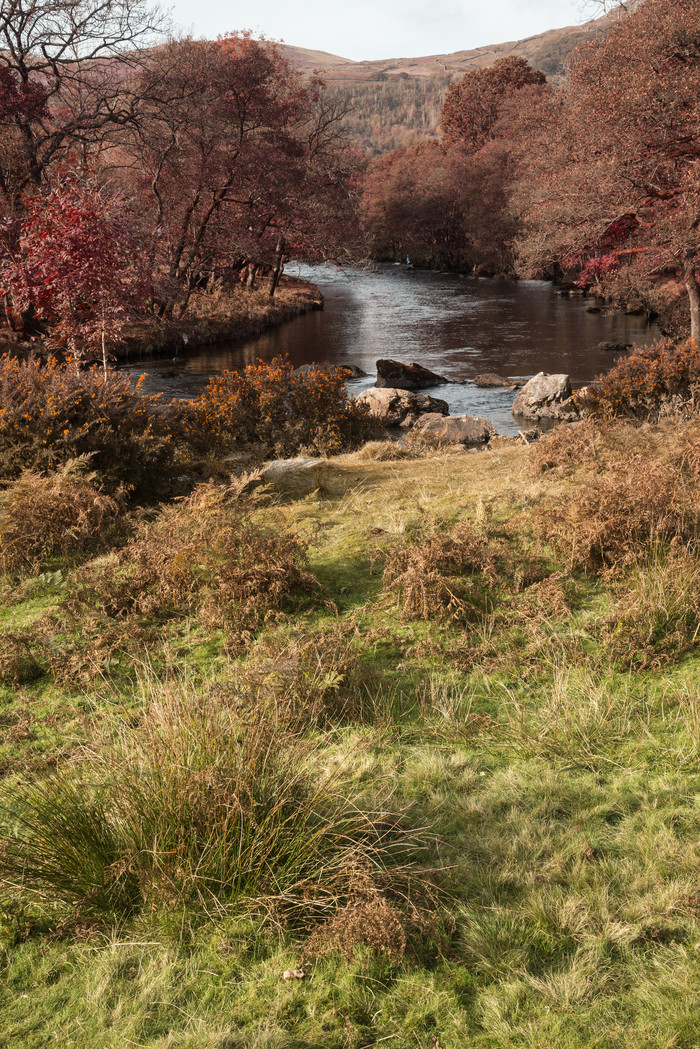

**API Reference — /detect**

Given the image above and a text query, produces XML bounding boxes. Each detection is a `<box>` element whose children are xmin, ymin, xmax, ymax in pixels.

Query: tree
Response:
<box><xmin>361</xmin><ymin>143</ymin><xmax>472</xmax><ymax>270</ymax></box>
<box><xmin>0</xmin><ymin>0</ymin><xmax>166</xmax><ymax>197</ymax></box>
<box><xmin>514</xmin><ymin>0</ymin><xmax>700</xmax><ymax>338</ymax></box>
<box><xmin>123</xmin><ymin>34</ymin><xmax>359</xmax><ymax>310</ymax></box>
<box><xmin>0</xmin><ymin>179</ymin><xmax>149</xmax><ymax>367</ymax></box>
<box><xmin>441</xmin><ymin>57</ymin><xmax>546</xmax><ymax>152</ymax></box>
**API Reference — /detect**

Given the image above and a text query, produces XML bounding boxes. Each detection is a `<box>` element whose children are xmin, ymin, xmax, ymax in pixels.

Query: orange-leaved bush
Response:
<box><xmin>174</xmin><ymin>356</ymin><xmax>382</xmax><ymax>459</ymax></box>
<box><xmin>576</xmin><ymin>339</ymin><xmax>700</xmax><ymax>419</ymax></box>
<box><xmin>0</xmin><ymin>355</ymin><xmax>173</xmax><ymax>492</ymax></box>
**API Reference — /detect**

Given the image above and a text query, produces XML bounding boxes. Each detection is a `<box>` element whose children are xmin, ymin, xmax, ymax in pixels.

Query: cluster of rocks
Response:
<box><xmin>295</xmin><ymin>358</ymin><xmax>581</xmax><ymax>443</ymax></box>
<box><xmin>257</xmin><ymin>362</ymin><xmax>585</xmax><ymax>495</ymax></box>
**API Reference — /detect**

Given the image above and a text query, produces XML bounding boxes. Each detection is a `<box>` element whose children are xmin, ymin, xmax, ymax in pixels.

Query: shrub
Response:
<box><xmin>0</xmin><ymin>458</ymin><xmax>127</xmax><ymax>577</ymax></box>
<box><xmin>604</xmin><ymin>547</ymin><xmax>700</xmax><ymax>669</ymax></box>
<box><xmin>0</xmin><ymin>685</ymin><xmax>417</xmax><ymax>924</ymax></box>
<box><xmin>0</xmin><ymin>633</ymin><xmax>44</xmax><ymax>685</ymax></box>
<box><xmin>69</xmin><ymin>479</ymin><xmax>319</xmax><ymax>644</ymax></box>
<box><xmin>382</xmin><ymin>521</ymin><xmax>501</xmax><ymax>621</ymax></box>
<box><xmin>534</xmin><ymin>454</ymin><xmax>700</xmax><ymax>574</ymax></box>
<box><xmin>173</xmin><ymin>356</ymin><xmax>383</xmax><ymax>460</ymax></box>
<box><xmin>576</xmin><ymin>338</ymin><xmax>700</xmax><ymax>419</ymax></box>
<box><xmin>0</xmin><ymin>355</ymin><xmax>173</xmax><ymax>493</ymax></box>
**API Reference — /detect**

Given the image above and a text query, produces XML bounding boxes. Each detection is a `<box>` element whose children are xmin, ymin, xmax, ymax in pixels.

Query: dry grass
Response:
<box><xmin>382</xmin><ymin>520</ymin><xmax>501</xmax><ymax>621</ymax></box>
<box><xmin>69</xmin><ymin>478</ymin><xmax>319</xmax><ymax>645</ymax></box>
<box><xmin>0</xmin><ymin>458</ymin><xmax>127</xmax><ymax>578</ymax></box>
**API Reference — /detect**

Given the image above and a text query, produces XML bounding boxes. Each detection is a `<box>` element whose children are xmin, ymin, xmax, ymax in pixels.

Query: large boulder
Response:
<box><xmin>375</xmin><ymin>359</ymin><xmax>449</xmax><ymax>390</ymax></box>
<box><xmin>512</xmin><ymin>372</ymin><xmax>572</xmax><ymax>420</ymax></box>
<box><xmin>357</xmin><ymin>387</ymin><xmax>449</xmax><ymax>427</ymax></box>
<box><xmin>411</xmin><ymin>412</ymin><xmax>496</xmax><ymax>448</ymax></box>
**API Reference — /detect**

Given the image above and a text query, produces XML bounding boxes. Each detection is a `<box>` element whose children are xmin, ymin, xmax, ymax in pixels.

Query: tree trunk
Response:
<box><xmin>268</xmin><ymin>238</ymin><xmax>285</xmax><ymax>298</ymax></box>
<box><xmin>683</xmin><ymin>251</ymin><xmax>700</xmax><ymax>343</ymax></box>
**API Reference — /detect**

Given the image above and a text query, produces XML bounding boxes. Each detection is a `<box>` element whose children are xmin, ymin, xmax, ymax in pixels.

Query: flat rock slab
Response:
<box><xmin>512</xmin><ymin>372</ymin><xmax>573</xmax><ymax>420</ymax></box>
<box><xmin>357</xmin><ymin>387</ymin><xmax>449</xmax><ymax>427</ymax></box>
<box><xmin>412</xmin><ymin>412</ymin><xmax>496</xmax><ymax>447</ymax></box>
<box><xmin>473</xmin><ymin>372</ymin><xmax>523</xmax><ymax>388</ymax></box>
<box><xmin>260</xmin><ymin>458</ymin><xmax>328</xmax><ymax>498</ymax></box>
<box><xmin>375</xmin><ymin>359</ymin><xmax>449</xmax><ymax>390</ymax></box>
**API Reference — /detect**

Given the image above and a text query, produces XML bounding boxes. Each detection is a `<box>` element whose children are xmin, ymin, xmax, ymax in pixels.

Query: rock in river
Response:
<box><xmin>512</xmin><ymin>372</ymin><xmax>572</xmax><ymax>420</ymax></box>
<box><xmin>357</xmin><ymin>387</ymin><xmax>449</xmax><ymax>427</ymax></box>
<box><xmin>473</xmin><ymin>372</ymin><xmax>522</xmax><ymax>388</ymax></box>
<box><xmin>375</xmin><ymin>359</ymin><xmax>449</xmax><ymax>390</ymax></box>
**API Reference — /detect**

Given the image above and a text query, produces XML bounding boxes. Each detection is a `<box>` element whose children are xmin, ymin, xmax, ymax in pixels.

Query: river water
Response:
<box><xmin>123</xmin><ymin>263</ymin><xmax>660</xmax><ymax>436</ymax></box>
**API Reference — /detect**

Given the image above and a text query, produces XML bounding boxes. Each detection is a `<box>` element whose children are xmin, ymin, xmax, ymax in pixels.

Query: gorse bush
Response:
<box><xmin>70</xmin><ymin>479</ymin><xmax>319</xmax><ymax>643</ymax></box>
<box><xmin>0</xmin><ymin>458</ymin><xmax>128</xmax><ymax>577</ymax></box>
<box><xmin>576</xmin><ymin>339</ymin><xmax>700</xmax><ymax>419</ymax></box>
<box><xmin>0</xmin><ymin>355</ymin><xmax>173</xmax><ymax>493</ymax></box>
<box><xmin>174</xmin><ymin>356</ymin><xmax>382</xmax><ymax>459</ymax></box>
<box><xmin>0</xmin><ymin>684</ymin><xmax>415</xmax><ymax>924</ymax></box>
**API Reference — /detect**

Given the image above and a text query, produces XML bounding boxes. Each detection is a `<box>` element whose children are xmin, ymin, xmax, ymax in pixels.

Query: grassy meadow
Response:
<box><xmin>3</xmin><ymin>409</ymin><xmax>700</xmax><ymax>1047</ymax></box>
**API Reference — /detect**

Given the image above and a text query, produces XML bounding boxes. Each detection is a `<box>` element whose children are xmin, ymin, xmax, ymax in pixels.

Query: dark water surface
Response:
<box><xmin>123</xmin><ymin>263</ymin><xmax>660</xmax><ymax>436</ymax></box>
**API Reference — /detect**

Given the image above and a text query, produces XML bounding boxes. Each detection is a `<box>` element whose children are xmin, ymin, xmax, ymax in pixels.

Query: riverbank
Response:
<box><xmin>3</xmin><ymin>417</ymin><xmax>700</xmax><ymax>1047</ymax></box>
<box><xmin>0</xmin><ymin>275</ymin><xmax>323</xmax><ymax>360</ymax></box>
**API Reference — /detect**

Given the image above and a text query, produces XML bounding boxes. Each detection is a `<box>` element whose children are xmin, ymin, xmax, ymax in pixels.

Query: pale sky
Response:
<box><xmin>169</xmin><ymin>0</ymin><xmax>592</xmax><ymax>62</ymax></box>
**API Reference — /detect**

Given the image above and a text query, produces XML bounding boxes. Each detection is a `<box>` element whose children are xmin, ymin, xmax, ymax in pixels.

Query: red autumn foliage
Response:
<box><xmin>441</xmin><ymin>57</ymin><xmax>547</xmax><ymax>152</ymax></box>
<box><xmin>514</xmin><ymin>0</ymin><xmax>700</xmax><ymax>335</ymax></box>
<box><xmin>0</xmin><ymin>180</ymin><xmax>149</xmax><ymax>358</ymax></box>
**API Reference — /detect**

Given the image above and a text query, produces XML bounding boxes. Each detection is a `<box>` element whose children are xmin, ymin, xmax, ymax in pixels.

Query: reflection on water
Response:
<box><xmin>122</xmin><ymin>263</ymin><xmax>660</xmax><ymax>436</ymax></box>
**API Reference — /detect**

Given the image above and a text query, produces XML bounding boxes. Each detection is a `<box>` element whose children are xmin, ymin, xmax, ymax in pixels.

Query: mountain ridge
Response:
<box><xmin>279</xmin><ymin>9</ymin><xmax>616</xmax><ymax>86</ymax></box>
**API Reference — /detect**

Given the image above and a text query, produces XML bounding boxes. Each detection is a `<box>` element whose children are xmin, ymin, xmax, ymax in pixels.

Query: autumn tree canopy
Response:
<box><xmin>441</xmin><ymin>56</ymin><xmax>546</xmax><ymax>152</ymax></box>
<box><xmin>514</xmin><ymin>0</ymin><xmax>700</xmax><ymax>337</ymax></box>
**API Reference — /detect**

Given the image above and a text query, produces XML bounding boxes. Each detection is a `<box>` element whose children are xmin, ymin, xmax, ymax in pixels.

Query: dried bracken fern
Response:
<box><xmin>68</xmin><ymin>479</ymin><xmax>319</xmax><ymax>644</ymax></box>
<box><xmin>382</xmin><ymin>521</ymin><xmax>500</xmax><ymax>621</ymax></box>
<box><xmin>0</xmin><ymin>457</ymin><xmax>127</xmax><ymax>577</ymax></box>
<box><xmin>534</xmin><ymin>454</ymin><xmax>700</xmax><ymax>574</ymax></box>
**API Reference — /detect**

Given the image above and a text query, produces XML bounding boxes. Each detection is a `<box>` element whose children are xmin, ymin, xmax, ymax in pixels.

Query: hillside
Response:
<box><xmin>281</xmin><ymin>11</ymin><xmax>617</xmax><ymax>153</ymax></box>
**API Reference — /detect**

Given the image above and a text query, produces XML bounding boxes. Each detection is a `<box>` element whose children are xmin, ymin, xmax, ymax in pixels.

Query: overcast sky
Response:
<box><xmin>169</xmin><ymin>0</ymin><xmax>591</xmax><ymax>62</ymax></box>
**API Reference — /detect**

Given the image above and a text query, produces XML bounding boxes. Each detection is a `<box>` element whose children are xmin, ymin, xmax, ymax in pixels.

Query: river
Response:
<box><xmin>122</xmin><ymin>263</ymin><xmax>660</xmax><ymax>436</ymax></box>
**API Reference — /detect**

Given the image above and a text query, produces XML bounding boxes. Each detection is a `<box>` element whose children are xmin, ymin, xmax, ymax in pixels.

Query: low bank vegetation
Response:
<box><xmin>6</xmin><ymin>362</ymin><xmax>700</xmax><ymax>1046</ymax></box>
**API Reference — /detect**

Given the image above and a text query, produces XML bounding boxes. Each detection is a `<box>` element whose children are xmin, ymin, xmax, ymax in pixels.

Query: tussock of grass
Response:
<box><xmin>0</xmin><ymin>679</ymin><xmax>427</xmax><ymax>930</ymax></box>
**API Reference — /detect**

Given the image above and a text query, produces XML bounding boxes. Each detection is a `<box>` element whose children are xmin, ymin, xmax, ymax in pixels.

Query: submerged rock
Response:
<box><xmin>375</xmin><ymin>359</ymin><xmax>449</xmax><ymax>390</ymax></box>
<box><xmin>598</xmin><ymin>341</ymin><xmax>633</xmax><ymax>353</ymax></box>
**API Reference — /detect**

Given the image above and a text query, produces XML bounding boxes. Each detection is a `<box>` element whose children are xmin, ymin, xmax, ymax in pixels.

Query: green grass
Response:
<box><xmin>4</xmin><ymin>435</ymin><xmax>700</xmax><ymax>1046</ymax></box>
